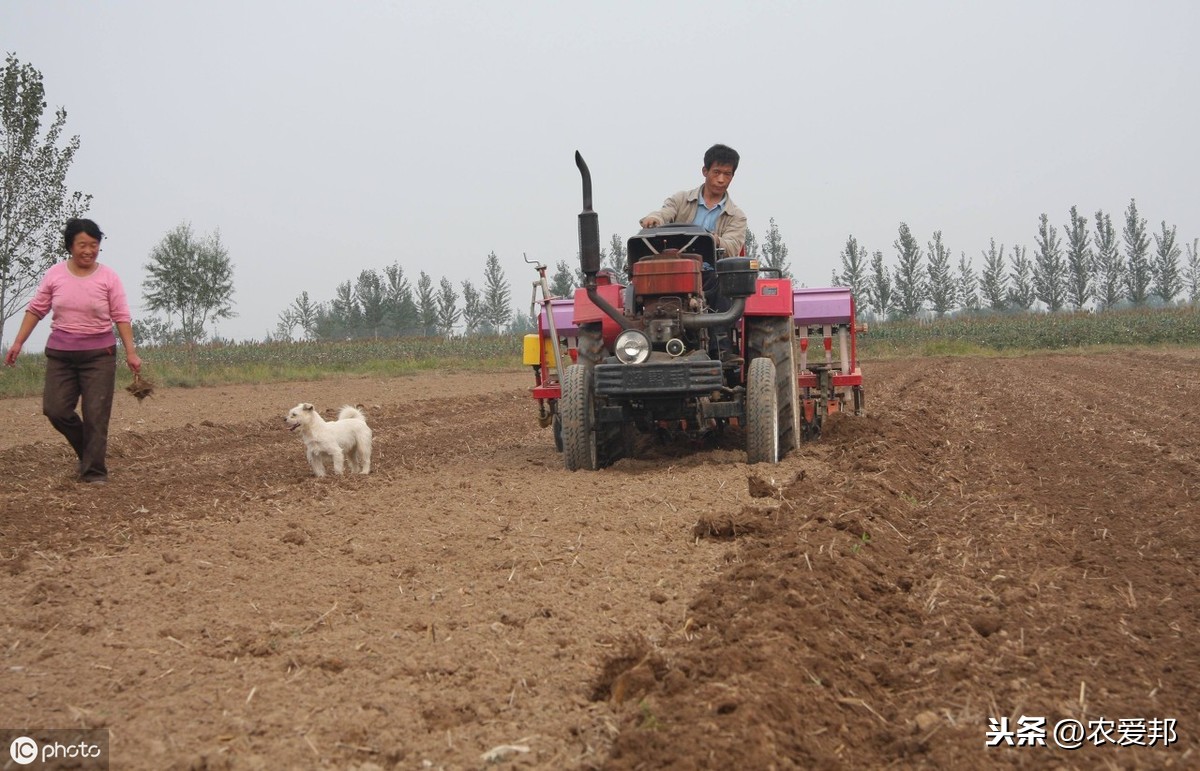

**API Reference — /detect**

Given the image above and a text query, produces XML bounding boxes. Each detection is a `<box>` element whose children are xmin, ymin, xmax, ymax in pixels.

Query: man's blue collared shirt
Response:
<box><xmin>692</xmin><ymin>191</ymin><xmax>726</xmax><ymax>235</ymax></box>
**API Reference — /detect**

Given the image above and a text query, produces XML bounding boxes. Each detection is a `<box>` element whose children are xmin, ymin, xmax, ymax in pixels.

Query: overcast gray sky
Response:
<box><xmin>5</xmin><ymin>0</ymin><xmax>1198</xmax><ymax>348</ymax></box>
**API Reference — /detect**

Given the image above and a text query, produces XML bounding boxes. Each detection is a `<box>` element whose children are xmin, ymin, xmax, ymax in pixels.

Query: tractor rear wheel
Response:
<box><xmin>746</xmin><ymin>357</ymin><xmax>779</xmax><ymax>464</ymax></box>
<box><xmin>746</xmin><ymin>316</ymin><xmax>800</xmax><ymax>455</ymax></box>
<box><xmin>561</xmin><ymin>364</ymin><xmax>598</xmax><ymax>471</ymax></box>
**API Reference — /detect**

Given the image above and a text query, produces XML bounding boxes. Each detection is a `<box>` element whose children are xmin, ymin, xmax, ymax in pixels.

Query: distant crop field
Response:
<box><xmin>857</xmin><ymin>305</ymin><xmax>1200</xmax><ymax>357</ymax></box>
<box><xmin>3</xmin><ymin>307</ymin><xmax>1198</xmax><ymax>399</ymax></box>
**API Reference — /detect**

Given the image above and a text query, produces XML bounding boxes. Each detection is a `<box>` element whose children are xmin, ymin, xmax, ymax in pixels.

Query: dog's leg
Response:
<box><xmin>307</xmin><ymin>448</ymin><xmax>326</xmax><ymax>477</ymax></box>
<box><xmin>360</xmin><ymin>436</ymin><xmax>372</xmax><ymax>474</ymax></box>
<box><xmin>331</xmin><ymin>447</ymin><xmax>346</xmax><ymax>475</ymax></box>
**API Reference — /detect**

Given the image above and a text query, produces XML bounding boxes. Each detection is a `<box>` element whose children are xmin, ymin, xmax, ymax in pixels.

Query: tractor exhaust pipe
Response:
<box><xmin>575</xmin><ymin>151</ymin><xmax>629</xmax><ymax>330</ymax></box>
<box><xmin>575</xmin><ymin>151</ymin><xmax>601</xmax><ymax>277</ymax></box>
<box><xmin>681</xmin><ymin>297</ymin><xmax>748</xmax><ymax>330</ymax></box>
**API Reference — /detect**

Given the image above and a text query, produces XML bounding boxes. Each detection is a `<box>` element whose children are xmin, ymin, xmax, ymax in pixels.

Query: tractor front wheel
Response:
<box><xmin>746</xmin><ymin>357</ymin><xmax>780</xmax><ymax>464</ymax></box>
<box><xmin>561</xmin><ymin>364</ymin><xmax>599</xmax><ymax>471</ymax></box>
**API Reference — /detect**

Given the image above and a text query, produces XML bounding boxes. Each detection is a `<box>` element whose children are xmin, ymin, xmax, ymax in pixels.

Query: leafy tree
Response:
<box><xmin>504</xmin><ymin>308</ymin><xmax>535</xmax><ymax>335</ymax></box>
<box><xmin>866</xmin><ymin>250</ymin><xmax>893</xmax><ymax>320</ymax></box>
<box><xmin>435</xmin><ymin>276</ymin><xmax>460</xmax><ymax>336</ymax></box>
<box><xmin>143</xmin><ymin>223</ymin><xmax>235</xmax><ymax>344</ymax></box>
<box><xmin>1185</xmin><ymin>238</ymin><xmax>1200</xmax><ymax>304</ymax></box>
<box><xmin>743</xmin><ymin>230</ymin><xmax>761</xmax><ymax>261</ymax></box>
<box><xmin>132</xmin><ymin>314</ymin><xmax>182</xmax><ymax>348</ymax></box>
<box><xmin>1063</xmin><ymin>206</ymin><xmax>1092</xmax><ymax>310</ymax></box>
<box><xmin>289</xmin><ymin>290</ymin><xmax>318</xmax><ymax>340</ymax></box>
<box><xmin>957</xmin><ymin>251</ymin><xmax>980</xmax><ymax>312</ymax></box>
<box><xmin>604</xmin><ymin>233</ymin><xmax>627</xmax><ymax>276</ymax></box>
<box><xmin>1151</xmin><ymin>221</ymin><xmax>1182</xmax><ymax>305</ymax></box>
<box><xmin>891</xmin><ymin>223</ymin><xmax>926</xmax><ymax>318</ymax></box>
<box><xmin>926</xmin><ymin>230</ymin><xmax>956</xmax><ymax>317</ymax></box>
<box><xmin>761</xmin><ymin>218</ymin><xmax>791</xmax><ymax>276</ymax></box>
<box><xmin>273</xmin><ymin>309</ymin><xmax>298</xmax><ymax>342</ymax></box>
<box><xmin>1006</xmin><ymin>245</ymin><xmax>1035</xmax><ymax>311</ymax></box>
<box><xmin>382</xmin><ymin>262</ymin><xmax>418</xmax><ymax>334</ymax></box>
<box><xmin>979</xmin><ymin>239</ymin><xmax>1008</xmax><ymax>311</ymax></box>
<box><xmin>416</xmin><ymin>271</ymin><xmax>438</xmax><ymax>336</ymax></box>
<box><xmin>835</xmin><ymin>235</ymin><xmax>869</xmax><ymax>301</ymax></box>
<box><xmin>1122</xmin><ymin>199</ymin><xmax>1152</xmax><ymax>305</ymax></box>
<box><xmin>550</xmin><ymin>259</ymin><xmax>576</xmax><ymax>298</ymax></box>
<box><xmin>1</xmin><ymin>54</ymin><xmax>91</xmax><ymax>342</ymax></box>
<box><xmin>1032</xmin><ymin>213</ymin><xmax>1067</xmax><ymax>311</ymax></box>
<box><xmin>481</xmin><ymin>251</ymin><xmax>511</xmax><ymax>334</ymax></box>
<box><xmin>325</xmin><ymin>280</ymin><xmax>359</xmax><ymax>336</ymax></box>
<box><xmin>1093</xmin><ymin>210</ymin><xmax>1124</xmax><ymax>310</ymax></box>
<box><xmin>460</xmin><ymin>279</ymin><xmax>484</xmax><ymax>335</ymax></box>
<box><xmin>355</xmin><ymin>269</ymin><xmax>387</xmax><ymax>337</ymax></box>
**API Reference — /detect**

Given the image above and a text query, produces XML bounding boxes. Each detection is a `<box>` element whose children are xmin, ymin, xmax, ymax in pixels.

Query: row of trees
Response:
<box><xmin>274</xmin><ymin>252</ymin><xmax>516</xmax><ymax>342</ymax></box>
<box><xmin>273</xmin><ymin>218</ymin><xmax>797</xmax><ymax>342</ymax></box>
<box><xmin>835</xmin><ymin>200</ymin><xmax>1199</xmax><ymax>320</ymax></box>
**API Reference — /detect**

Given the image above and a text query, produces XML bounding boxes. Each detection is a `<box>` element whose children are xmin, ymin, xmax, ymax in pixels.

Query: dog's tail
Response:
<box><xmin>338</xmin><ymin>405</ymin><xmax>367</xmax><ymax>423</ymax></box>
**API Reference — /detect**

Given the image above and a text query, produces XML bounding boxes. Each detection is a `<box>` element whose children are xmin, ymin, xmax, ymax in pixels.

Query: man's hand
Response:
<box><xmin>639</xmin><ymin>216</ymin><xmax>663</xmax><ymax>228</ymax></box>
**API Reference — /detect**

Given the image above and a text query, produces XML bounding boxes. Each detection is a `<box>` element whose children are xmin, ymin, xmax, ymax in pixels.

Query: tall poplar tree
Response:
<box><xmin>1032</xmin><ymin>213</ymin><xmax>1067</xmax><ymax>312</ymax></box>
<box><xmin>835</xmin><ymin>235</ymin><xmax>869</xmax><ymax>301</ymax></box>
<box><xmin>866</xmin><ymin>250</ymin><xmax>893</xmax><ymax>320</ymax></box>
<box><xmin>416</xmin><ymin>271</ymin><xmax>438</xmax><ymax>336</ymax></box>
<box><xmin>979</xmin><ymin>239</ymin><xmax>1008</xmax><ymax>311</ymax></box>
<box><xmin>1007</xmin><ymin>246</ymin><xmax>1035</xmax><ymax>311</ymax></box>
<box><xmin>1122</xmin><ymin>199</ymin><xmax>1152</xmax><ymax>305</ymax></box>
<box><xmin>761</xmin><ymin>218</ymin><xmax>791</xmax><ymax>276</ymax></box>
<box><xmin>926</xmin><ymin>230</ymin><xmax>956</xmax><ymax>316</ymax></box>
<box><xmin>1185</xmin><ymin>238</ymin><xmax>1200</xmax><ymax>304</ymax></box>
<box><xmin>1063</xmin><ymin>206</ymin><xmax>1092</xmax><ymax>310</ymax></box>
<box><xmin>891</xmin><ymin>223</ymin><xmax>926</xmax><ymax>318</ymax></box>
<box><xmin>435</xmin><ymin>276</ymin><xmax>460</xmax><ymax>336</ymax></box>
<box><xmin>1092</xmin><ymin>210</ymin><xmax>1124</xmax><ymax>310</ymax></box>
<box><xmin>482</xmin><ymin>251</ymin><xmax>511</xmax><ymax>334</ymax></box>
<box><xmin>1151</xmin><ymin>221</ymin><xmax>1182</xmax><ymax>304</ymax></box>
<box><xmin>957</xmin><ymin>251</ymin><xmax>980</xmax><ymax>312</ymax></box>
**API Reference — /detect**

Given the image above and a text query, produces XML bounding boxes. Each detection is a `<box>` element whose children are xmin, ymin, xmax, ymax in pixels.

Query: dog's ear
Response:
<box><xmin>304</xmin><ymin>403</ymin><xmax>314</xmax><ymax>411</ymax></box>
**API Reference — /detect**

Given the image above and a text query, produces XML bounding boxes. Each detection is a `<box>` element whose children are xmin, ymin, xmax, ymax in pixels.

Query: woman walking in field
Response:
<box><xmin>4</xmin><ymin>218</ymin><xmax>142</xmax><ymax>484</ymax></box>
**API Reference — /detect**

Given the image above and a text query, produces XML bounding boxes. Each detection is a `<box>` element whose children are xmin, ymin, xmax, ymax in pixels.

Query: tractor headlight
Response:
<box><xmin>614</xmin><ymin>329</ymin><xmax>651</xmax><ymax>364</ymax></box>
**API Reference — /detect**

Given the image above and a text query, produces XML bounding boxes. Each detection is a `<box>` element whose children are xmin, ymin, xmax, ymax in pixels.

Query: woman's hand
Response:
<box><xmin>4</xmin><ymin>342</ymin><xmax>20</xmax><ymax>366</ymax></box>
<box><xmin>126</xmin><ymin>351</ymin><xmax>142</xmax><ymax>374</ymax></box>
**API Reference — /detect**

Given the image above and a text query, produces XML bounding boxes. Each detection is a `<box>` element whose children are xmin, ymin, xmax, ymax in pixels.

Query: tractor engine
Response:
<box><xmin>629</xmin><ymin>248</ymin><xmax>705</xmax><ymax>346</ymax></box>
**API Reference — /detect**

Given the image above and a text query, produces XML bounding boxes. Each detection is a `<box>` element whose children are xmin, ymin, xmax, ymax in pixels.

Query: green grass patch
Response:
<box><xmin>0</xmin><ymin>335</ymin><xmax>525</xmax><ymax>399</ymax></box>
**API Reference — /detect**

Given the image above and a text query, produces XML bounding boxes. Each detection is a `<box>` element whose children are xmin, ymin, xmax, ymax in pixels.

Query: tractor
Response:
<box><xmin>525</xmin><ymin>152</ymin><xmax>863</xmax><ymax>470</ymax></box>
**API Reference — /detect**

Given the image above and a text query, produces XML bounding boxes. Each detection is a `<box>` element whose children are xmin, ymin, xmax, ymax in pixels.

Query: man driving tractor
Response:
<box><xmin>639</xmin><ymin>143</ymin><xmax>747</xmax><ymax>258</ymax></box>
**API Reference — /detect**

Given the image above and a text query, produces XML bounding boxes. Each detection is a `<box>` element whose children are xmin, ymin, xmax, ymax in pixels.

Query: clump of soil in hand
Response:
<box><xmin>126</xmin><ymin>373</ymin><xmax>155</xmax><ymax>402</ymax></box>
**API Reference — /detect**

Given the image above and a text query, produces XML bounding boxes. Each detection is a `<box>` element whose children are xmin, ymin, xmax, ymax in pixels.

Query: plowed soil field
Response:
<box><xmin>1</xmin><ymin>349</ymin><xmax>1196</xmax><ymax>770</ymax></box>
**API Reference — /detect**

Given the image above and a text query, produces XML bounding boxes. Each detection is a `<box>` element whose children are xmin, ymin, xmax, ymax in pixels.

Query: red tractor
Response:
<box><xmin>526</xmin><ymin>152</ymin><xmax>863</xmax><ymax>470</ymax></box>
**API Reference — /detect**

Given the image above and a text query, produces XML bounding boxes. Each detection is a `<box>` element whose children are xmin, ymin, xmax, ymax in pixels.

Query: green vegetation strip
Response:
<box><xmin>3</xmin><ymin>307</ymin><xmax>1198</xmax><ymax>398</ymax></box>
<box><xmin>0</xmin><ymin>335</ymin><xmax>523</xmax><ymax>399</ymax></box>
<box><xmin>859</xmin><ymin>306</ymin><xmax>1200</xmax><ymax>358</ymax></box>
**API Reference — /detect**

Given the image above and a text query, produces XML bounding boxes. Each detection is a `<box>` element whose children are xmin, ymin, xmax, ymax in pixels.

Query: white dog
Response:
<box><xmin>285</xmin><ymin>403</ymin><xmax>373</xmax><ymax>477</ymax></box>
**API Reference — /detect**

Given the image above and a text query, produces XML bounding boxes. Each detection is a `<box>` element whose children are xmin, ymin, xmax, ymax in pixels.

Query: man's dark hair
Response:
<box><xmin>63</xmin><ymin>218</ymin><xmax>104</xmax><ymax>250</ymax></box>
<box><xmin>703</xmin><ymin>144</ymin><xmax>740</xmax><ymax>172</ymax></box>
